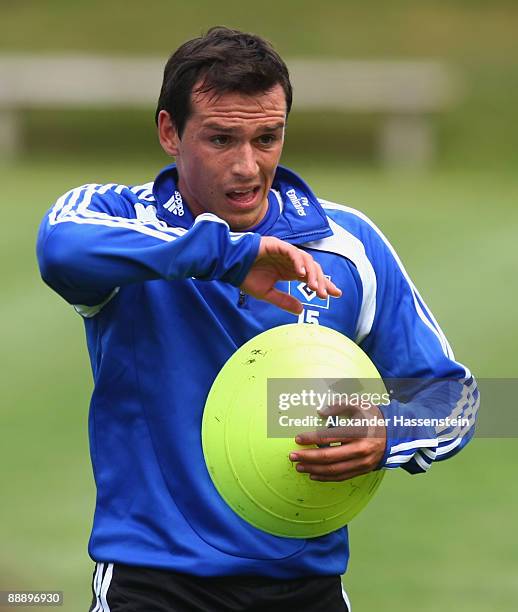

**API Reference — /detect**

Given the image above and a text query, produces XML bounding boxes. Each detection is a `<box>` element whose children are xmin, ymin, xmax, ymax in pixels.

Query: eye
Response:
<box><xmin>257</xmin><ymin>134</ymin><xmax>277</xmax><ymax>146</ymax></box>
<box><xmin>210</xmin><ymin>135</ymin><xmax>231</xmax><ymax>146</ymax></box>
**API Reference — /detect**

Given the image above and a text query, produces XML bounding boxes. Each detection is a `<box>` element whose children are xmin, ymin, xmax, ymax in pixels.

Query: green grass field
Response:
<box><xmin>1</xmin><ymin>157</ymin><xmax>517</xmax><ymax>611</ymax></box>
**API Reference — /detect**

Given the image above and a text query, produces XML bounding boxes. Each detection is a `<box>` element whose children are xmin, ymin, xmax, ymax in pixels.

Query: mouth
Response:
<box><xmin>225</xmin><ymin>186</ymin><xmax>261</xmax><ymax>207</ymax></box>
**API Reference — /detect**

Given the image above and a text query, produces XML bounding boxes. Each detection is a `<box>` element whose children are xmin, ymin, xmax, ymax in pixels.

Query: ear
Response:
<box><xmin>158</xmin><ymin>110</ymin><xmax>180</xmax><ymax>156</ymax></box>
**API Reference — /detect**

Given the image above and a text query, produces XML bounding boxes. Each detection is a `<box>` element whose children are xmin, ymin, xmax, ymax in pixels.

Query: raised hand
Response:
<box><xmin>240</xmin><ymin>236</ymin><xmax>341</xmax><ymax>314</ymax></box>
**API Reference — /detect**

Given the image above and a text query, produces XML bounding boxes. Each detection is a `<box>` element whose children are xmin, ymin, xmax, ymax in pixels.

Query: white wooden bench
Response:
<box><xmin>0</xmin><ymin>55</ymin><xmax>461</xmax><ymax>166</ymax></box>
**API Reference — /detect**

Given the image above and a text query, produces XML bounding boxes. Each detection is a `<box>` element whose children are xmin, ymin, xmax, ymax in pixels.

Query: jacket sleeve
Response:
<box><xmin>37</xmin><ymin>183</ymin><xmax>261</xmax><ymax>312</ymax></box>
<box><xmin>356</xmin><ymin>213</ymin><xmax>479</xmax><ymax>474</ymax></box>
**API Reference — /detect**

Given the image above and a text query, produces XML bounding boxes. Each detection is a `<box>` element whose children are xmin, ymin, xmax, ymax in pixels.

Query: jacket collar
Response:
<box><xmin>152</xmin><ymin>163</ymin><xmax>332</xmax><ymax>245</ymax></box>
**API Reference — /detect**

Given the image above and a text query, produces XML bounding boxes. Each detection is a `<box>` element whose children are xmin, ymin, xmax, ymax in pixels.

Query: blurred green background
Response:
<box><xmin>1</xmin><ymin>1</ymin><xmax>517</xmax><ymax>611</ymax></box>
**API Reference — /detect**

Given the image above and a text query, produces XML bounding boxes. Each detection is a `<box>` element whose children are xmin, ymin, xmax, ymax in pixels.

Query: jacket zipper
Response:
<box><xmin>238</xmin><ymin>290</ymin><xmax>248</xmax><ymax>307</ymax></box>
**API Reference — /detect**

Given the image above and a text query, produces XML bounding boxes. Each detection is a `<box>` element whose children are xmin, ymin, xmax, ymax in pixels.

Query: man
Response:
<box><xmin>37</xmin><ymin>27</ymin><xmax>478</xmax><ymax>611</ymax></box>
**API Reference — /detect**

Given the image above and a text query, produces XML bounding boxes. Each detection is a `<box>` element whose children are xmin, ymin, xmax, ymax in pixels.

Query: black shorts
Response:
<box><xmin>89</xmin><ymin>562</ymin><xmax>351</xmax><ymax>612</ymax></box>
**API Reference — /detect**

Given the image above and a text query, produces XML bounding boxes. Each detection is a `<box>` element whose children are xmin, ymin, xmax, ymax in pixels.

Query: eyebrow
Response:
<box><xmin>204</xmin><ymin>122</ymin><xmax>285</xmax><ymax>133</ymax></box>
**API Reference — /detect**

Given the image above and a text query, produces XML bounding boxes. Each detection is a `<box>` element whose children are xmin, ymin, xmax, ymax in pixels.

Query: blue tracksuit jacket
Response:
<box><xmin>36</xmin><ymin>164</ymin><xmax>478</xmax><ymax>577</ymax></box>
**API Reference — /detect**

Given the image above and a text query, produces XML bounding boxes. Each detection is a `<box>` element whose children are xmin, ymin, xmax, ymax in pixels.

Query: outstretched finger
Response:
<box><xmin>282</xmin><ymin>243</ymin><xmax>307</xmax><ymax>278</ymax></box>
<box><xmin>300</xmin><ymin>252</ymin><xmax>318</xmax><ymax>290</ymax></box>
<box><xmin>314</xmin><ymin>261</ymin><xmax>328</xmax><ymax>299</ymax></box>
<box><xmin>325</xmin><ymin>277</ymin><xmax>342</xmax><ymax>298</ymax></box>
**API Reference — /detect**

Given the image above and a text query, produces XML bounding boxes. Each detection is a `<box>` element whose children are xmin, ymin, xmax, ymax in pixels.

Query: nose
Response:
<box><xmin>231</xmin><ymin>143</ymin><xmax>259</xmax><ymax>179</ymax></box>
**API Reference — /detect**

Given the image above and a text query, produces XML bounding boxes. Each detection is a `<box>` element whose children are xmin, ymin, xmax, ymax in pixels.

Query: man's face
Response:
<box><xmin>158</xmin><ymin>83</ymin><xmax>286</xmax><ymax>231</ymax></box>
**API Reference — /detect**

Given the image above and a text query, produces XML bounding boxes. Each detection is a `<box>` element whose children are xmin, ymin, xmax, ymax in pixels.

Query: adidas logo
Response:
<box><xmin>286</xmin><ymin>189</ymin><xmax>309</xmax><ymax>217</ymax></box>
<box><xmin>163</xmin><ymin>190</ymin><xmax>185</xmax><ymax>216</ymax></box>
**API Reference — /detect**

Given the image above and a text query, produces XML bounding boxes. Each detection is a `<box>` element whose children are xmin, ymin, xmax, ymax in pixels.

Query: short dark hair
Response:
<box><xmin>155</xmin><ymin>26</ymin><xmax>292</xmax><ymax>137</ymax></box>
